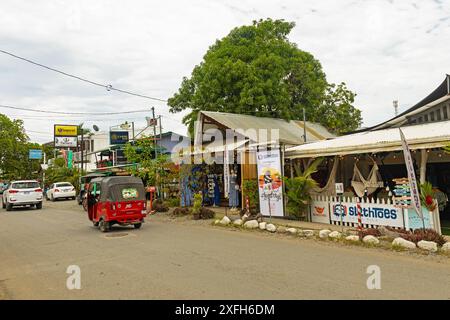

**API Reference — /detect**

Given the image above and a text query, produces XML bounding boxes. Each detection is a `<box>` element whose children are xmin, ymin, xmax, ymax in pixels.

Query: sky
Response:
<box><xmin>0</xmin><ymin>0</ymin><xmax>449</xmax><ymax>143</ymax></box>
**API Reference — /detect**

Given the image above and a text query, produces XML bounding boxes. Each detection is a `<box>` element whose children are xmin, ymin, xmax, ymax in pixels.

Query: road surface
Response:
<box><xmin>0</xmin><ymin>200</ymin><xmax>449</xmax><ymax>299</ymax></box>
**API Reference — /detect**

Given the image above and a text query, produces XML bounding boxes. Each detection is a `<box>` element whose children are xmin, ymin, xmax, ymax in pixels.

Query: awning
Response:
<box><xmin>286</xmin><ymin>120</ymin><xmax>450</xmax><ymax>159</ymax></box>
<box><xmin>189</xmin><ymin>139</ymin><xmax>249</xmax><ymax>155</ymax></box>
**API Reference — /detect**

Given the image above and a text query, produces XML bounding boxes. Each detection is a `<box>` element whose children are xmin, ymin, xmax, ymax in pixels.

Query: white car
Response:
<box><xmin>2</xmin><ymin>180</ymin><xmax>43</xmax><ymax>211</ymax></box>
<box><xmin>46</xmin><ymin>182</ymin><xmax>76</xmax><ymax>201</ymax></box>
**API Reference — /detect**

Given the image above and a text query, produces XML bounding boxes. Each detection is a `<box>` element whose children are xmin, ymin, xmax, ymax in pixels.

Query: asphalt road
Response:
<box><xmin>0</xmin><ymin>200</ymin><xmax>449</xmax><ymax>299</ymax></box>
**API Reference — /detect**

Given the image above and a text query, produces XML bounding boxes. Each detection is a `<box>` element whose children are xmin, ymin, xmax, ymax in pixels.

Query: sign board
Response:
<box><xmin>399</xmin><ymin>129</ymin><xmax>422</xmax><ymax>219</ymax></box>
<box><xmin>29</xmin><ymin>149</ymin><xmax>42</xmax><ymax>160</ymax></box>
<box><xmin>330</xmin><ymin>200</ymin><xmax>404</xmax><ymax>228</ymax></box>
<box><xmin>335</xmin><ymin>183</ymin><xmax>344</xmax><ymax>195</ymax></box>
<box><xmin>310</xmin><ymin>198</ymin><xmax>331</xmax><ymax>224</ymax></box>
<box><xmin>146</xmin><ymin>117</ymin><xmax>158</xmax><ymax>127</ymax></box>
<box><xmin>110</xmin><ymin>131</ymin><xmax>129</xmax><ymax>145</ymax></box>
<box><xmin>407</xmin><ymin>207</ymin><xmax>432</xmax><ymax>230</ymax></box>
<box><xmin>55</xmin><ymin>136</ymin><xmax>78</xmax><ymax>148</ymax></box>
<box><xmin>256</xmin><ymin>149</ymin><xmax>284</xmax><ymax>217</ymax></box>
<box><xmin>54</xmin><ymin>125</ymin><xmax>78</xmax><ymax>137</ymax></box>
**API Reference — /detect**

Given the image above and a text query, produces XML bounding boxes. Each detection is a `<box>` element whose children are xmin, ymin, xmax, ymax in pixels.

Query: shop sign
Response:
<box><xmin>55</xmin><ymin>136</ymin><xmax>78</xmax><ymax>148</ymax></box>
<box><xmin>310</xmin><ymin>198</ymin><xmax>330</xmax><ymax>224</ymax></box>
<box><xmin>256</xmin><ymin>149</ymin><xmax>284</xmax><ymax>217</ymax></box>
<box><xmin>54</xmin><ymin>125</ymin><xmax>78</xmax><ymax>137</ymax></box>
<box><xmin>110</xmin><ymin>131</ymin><xmax>129</xmax><ymax>145</ymax></box>
<box><xmin>330</xmin><ymin>200</ymin><xmax>404</xmax><ymax>228</ymax></box>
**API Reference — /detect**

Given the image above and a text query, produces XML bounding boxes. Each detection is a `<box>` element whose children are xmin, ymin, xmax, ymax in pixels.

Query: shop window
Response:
<box><xmin>424</xmin><ymin>114</ymin><xmax>429</xmax><ymax>122</ymax></box>
<box><xmin>444</xmin><ymin>106</ymin><xmax>448</xmax><ymax>119</ymax></box>
<box><xmin>430</xmin><ymin>111</ymin><xmax>435</xmax><ymax>121</ymax></box>
<box><xmin>436</xmin><ymin>109</ymin><xmax>442</xmax><ymax>121</ymax></box>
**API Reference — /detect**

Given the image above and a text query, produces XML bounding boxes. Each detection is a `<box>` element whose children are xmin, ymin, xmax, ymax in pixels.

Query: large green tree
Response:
<box><xmin>169</xmin><ymin>18</ymin><xmax>362</xmax><ymax>135</ymax></box>
<box><xmin>0</xmin><ymin>114</ymin><xmax>30</xmax><ymax>179</ymax></box>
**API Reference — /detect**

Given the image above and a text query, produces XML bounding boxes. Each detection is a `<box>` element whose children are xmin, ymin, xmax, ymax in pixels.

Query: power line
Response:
<box><xmin>0</xmin><ymin>49</ymin><xmax>167</xmax><ymax>102</ymax></box>
<box><xmin>0</xmin><ymin>104</ymin><xmax>151</xmax><ymax>115</ymax></box>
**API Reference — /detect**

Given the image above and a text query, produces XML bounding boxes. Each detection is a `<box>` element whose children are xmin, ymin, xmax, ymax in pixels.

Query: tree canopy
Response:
<box><xmin>168</xmin><ymin>18</ymin><xmax>362</xmax><ymax>135</ymax></box>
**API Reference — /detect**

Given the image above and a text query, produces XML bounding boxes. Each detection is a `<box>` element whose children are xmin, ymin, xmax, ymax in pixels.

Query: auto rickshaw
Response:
<box><xmin>87</xmin><ymin>176</ymin><xmax>147</xmax><ymax>232</ymax></box>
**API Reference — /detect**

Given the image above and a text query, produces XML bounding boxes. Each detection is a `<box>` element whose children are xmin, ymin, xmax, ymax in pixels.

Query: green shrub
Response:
<box><xmin>242</xmin><ymin>179</ymin><xmax>259</xmax><ymax>213</ymax></box>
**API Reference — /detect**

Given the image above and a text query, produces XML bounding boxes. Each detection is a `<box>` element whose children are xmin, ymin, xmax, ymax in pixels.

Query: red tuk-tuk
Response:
<box><xmin>87</xmin><ymin>176</ymin><xmax>147</xmax><ymax>232</ymax></box>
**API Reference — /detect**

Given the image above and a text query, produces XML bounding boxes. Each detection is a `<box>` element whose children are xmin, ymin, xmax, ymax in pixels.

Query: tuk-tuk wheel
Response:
<box><xmin>93</xmin><ymin>221</ymin><xmax>99</xmax><ymax>227</ymax></box>
<box><xmin>99</xmin><ymin>219</ymin><xmax>110</xmax><ymax>232</ymax></box>
<box><xmin>134</xmin><ymin>223</ymin><xmax>142</xmax><ymax>229</ymax></box>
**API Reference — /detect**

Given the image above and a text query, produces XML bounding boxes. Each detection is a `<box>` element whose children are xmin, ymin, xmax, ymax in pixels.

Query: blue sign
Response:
<box><xmin>110</xmin><ymin>131</ymin><xmax>129</xmax><ymax>145</ymax></box>
<box><xmin>29</xmin><ymin>149</ymin><xmax>42</xmax><ymax>160</ymax></box>
<box><xmin>407</xmin><ymin>207</ymin><xmax>431</xmax><ymax>230</ymax></box>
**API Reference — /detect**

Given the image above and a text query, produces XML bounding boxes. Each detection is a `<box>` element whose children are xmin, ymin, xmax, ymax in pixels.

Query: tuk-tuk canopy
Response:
<box><xmin>89</xmin><ymin>176</ymin><xmax>145</xmax><ymax>202</ymax></box>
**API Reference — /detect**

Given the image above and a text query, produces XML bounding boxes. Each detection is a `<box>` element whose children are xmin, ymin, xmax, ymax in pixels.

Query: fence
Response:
<box><xmin>309</xmin><ymin>195</ymin><xmax>442</xmax><ymax>233</ymax></box>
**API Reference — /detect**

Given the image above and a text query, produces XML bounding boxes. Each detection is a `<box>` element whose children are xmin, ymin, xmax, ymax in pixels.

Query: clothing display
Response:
<box><xmin>311</xmin><ymin>157</ymin><xmax>339</xmax><ymax>196</ymax></box>
<box><xmin>180</xmin><ymin>176</ymin><xmax>192</xmax><ymax>207</ymax></box>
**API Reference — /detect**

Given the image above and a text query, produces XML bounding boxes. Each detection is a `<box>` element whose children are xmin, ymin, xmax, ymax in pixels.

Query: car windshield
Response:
<box><xmin>12</xmin><ymin>182</ymin><xmax>40</xmax><ymax>189</ymax></box>
<box><xmin>56</xmin><ymin>183</ymin><xmax>73</xmax><ymax>187</ymax></box>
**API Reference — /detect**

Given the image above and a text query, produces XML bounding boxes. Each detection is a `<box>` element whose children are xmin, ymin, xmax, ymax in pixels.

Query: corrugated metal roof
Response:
<box><xmin>200</xmin><ymin>111</ymin><xmax>335</xmax><ymax>145</ymax></box>
<box><xmin>286</xmin><ymin>120</ymin><xmax>450</xmax><ymax>158</ymax></box>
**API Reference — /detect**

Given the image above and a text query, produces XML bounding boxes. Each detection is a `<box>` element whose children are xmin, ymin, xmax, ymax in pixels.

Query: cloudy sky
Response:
<box><xmin>0</xmin><ymin>0</ymin><xmax>449</xmax><ymax>143</ymax></box>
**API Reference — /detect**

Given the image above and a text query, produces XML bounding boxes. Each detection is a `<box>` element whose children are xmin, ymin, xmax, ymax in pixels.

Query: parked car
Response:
<box><xmin>46</xmin><ymin>182</ymin><xmax>76</xmax><ymax>201</ymax></box>
<box><xmin>2</xmin><ymin>180</ymin><xmax>43</xmax><ymax>211</ymax></box>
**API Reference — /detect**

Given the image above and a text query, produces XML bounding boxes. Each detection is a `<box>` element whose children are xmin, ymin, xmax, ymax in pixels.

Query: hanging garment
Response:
<box><xmin>311</xmin><ymin>157</ymin><xmax>339</xmax><ymax>196</ymax></box>
<box><xmin>181</xmin><ymin>176</ymin><xmax>193</xmax><ymax>207</ymax></box>
<box><xmin>229</xmin><ymin>174</ymin><xmax>239</xmax><ymax>207</ymax></box>
<box><xmin>351</xmin><ymin>161</ymin><xmax>384</xmax><ymax>197</ymax></box>
<box><xmin>213</xmin><ymin>175</ymin><xmax>221</xmax><ymax>206</ymax></box>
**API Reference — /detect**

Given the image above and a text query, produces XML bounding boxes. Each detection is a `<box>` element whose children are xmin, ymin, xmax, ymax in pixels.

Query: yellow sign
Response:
<box><xmin>54</xmin><ymin>125</ymin><xmax>78</xmax><ymax>137</ymax></box>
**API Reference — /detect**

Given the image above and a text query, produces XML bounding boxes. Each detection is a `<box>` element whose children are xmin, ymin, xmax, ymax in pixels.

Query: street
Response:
<box><xmin>0</xmin><ymin>200</ymin><xmax>449</xmax><ymax>300</ymax></box>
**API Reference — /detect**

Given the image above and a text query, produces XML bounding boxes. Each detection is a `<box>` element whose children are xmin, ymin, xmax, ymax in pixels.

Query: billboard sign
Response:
<box><xmin>110</xmin><ymin>131</ymin><xmax>129</xmax><ymax>145</ymax></box>
<box><xmin>55</xmin><ymin>136</ymin><xmax>78</xmax><ymax>148</ymax></box>
<box><xmin>29</xmin><ymin>149</ymin><xmax>42</xmax><ymax>160</ymax></box>
<box><xmin>54</xmin><ymin>125</ymin><xmax>78</xmax><ymax>137</ymax></box>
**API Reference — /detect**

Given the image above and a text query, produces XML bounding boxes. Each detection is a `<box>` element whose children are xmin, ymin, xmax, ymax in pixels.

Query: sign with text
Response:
<box><xmin>110</xmin><ymin>131</ymin><xmax>129</xmax><ymax>145</ymax></box>
<box><xmin>335</xmin><ymin>183</ymin><xmax>344</xmax><ymax>195</ymax></box>
<box><xmin>29</xmin><ymin>149</ymin><xmax>42</xmax><ymax>160</ymax></box>
<box><xmin>330</xmin><ymin>200</ymin><xmax>404</xmax><ymax>228</ymax></box>
<box><xmin>55</xmin><ymin>136</ymin><xmax>78</xmax><ymax>148</ymax></box>
<box><xmin>54</xmin><ymin>125</ymin><xmax>78</xmax><ymax>137</ymax></box>
<box><xmin>310</xmin><ymin>198</ymin><xmax>331</xmax><ymax>224</ymax></box>
<box><xmin>256</xmin><ymin>149</ymin><xmax>284</xmax><ymax>217</ymax></box>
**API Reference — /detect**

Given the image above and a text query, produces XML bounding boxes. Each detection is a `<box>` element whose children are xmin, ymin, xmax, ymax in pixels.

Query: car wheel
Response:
<box><xmin>51</xmin><ymin>194</ymin><xmax>55</xmax><ymax>202</ymax></box>
<box><xmin>134</xmin><ymin>223</ymin><xmax>142</xmax><ymax>229</ymax></box>
<box><xmin>36</xmin><ymin>202</ymin><xmax>42</xmax><ymax>210</ymax></box>
<box><xmin>6</xmin><ymin>202</ymin><xmax>13</xmax><ymax>211</ymax></box>
<box><xmin>99</xmin><ymin>219</ymin><xmax>110</xmax><ymax>232</ymax></box>
<box><xmin>93</xmin><ymin>221</ymin><xmax>99</xmax><ymax>227</ymax></box>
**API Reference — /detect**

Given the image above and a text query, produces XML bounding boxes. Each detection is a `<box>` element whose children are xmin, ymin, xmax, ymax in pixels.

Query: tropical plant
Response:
<box><xmin>283</xmin><ymin>158</ymin><xmax>323</xmax><ymax>219</ymax></box>
<box><xmin>420</xmin><ymin>181</ymin><xmax>436</xmax><ymax>212</ymax></box>
<box><xmin>191</xmin><ymin>193</ymin><xmax>203</xmax><ymax>215</ymax></box>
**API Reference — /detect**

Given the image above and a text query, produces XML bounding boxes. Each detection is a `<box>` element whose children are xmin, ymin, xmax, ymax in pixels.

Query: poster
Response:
<box><xmin>256</xmin><ymin>149</ymin><xmax>284</xmax><ymax>217</ymax></box>
<box><xmin>54</xmin><ymin>136</ymin><xmax>78</xmax><ymax>148</ymax></box>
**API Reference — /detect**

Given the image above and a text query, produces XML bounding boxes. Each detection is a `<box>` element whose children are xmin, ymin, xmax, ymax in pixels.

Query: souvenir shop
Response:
<box><xmin>286</xmin><ymin>120</ymin><xmax>450</xmax><ymax>233</ymax></box>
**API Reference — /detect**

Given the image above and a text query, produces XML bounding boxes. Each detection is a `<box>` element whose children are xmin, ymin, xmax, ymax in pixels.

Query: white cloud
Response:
<box><xmin>0</xmin><ymin>0</ymin><xmax>449</xmax><ymax>142</ymax></box>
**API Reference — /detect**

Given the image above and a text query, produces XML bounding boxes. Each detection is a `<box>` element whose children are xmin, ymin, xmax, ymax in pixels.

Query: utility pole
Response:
<box><xmin>80</xmin><ymin>125</ymin><xmax>84</xmax><ymax>174</ymax></box>
<box><xmin>151</xmin><ymin>107</ymin><xmax>157</xmax><ymax>159</ymax></box>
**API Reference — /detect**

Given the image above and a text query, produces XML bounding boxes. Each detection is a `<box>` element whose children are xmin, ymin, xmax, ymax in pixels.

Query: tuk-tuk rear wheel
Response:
<box><xmin>99</xmin><ymin>219</ymin><xmax>110</xmax><ymax>232</ymax></box>
<box><xmin>134</xmin><ymin>223</ymin><xmax>142</xmax><ymax>229</ymax></box>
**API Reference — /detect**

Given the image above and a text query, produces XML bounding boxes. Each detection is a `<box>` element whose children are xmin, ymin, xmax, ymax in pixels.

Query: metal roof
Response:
<box><xmin>286</xmin><ymin>120</ymin><xmax>450</xmax><ymax>158</ymax></box>
<box><xmin>199</xmin><ymin>111</ymin><xmax>335</xmax><ymax>145</ymax></box>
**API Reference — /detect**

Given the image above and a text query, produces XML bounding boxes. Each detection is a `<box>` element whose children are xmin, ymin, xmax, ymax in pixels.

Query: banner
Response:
<box><xmin>256</xmin><ymin>149</ymin><xmax>284</xmax><ymax>217</ymax></box>
<box><xmin>399</xmin><ymin>128</ymin><xmax>422</xmax><ymax>219</ymax></box>
<box><xmin>54</xmin><ymin>125</ymin><xmax>78</xmax><ymax>137</ymax></box>
<box><xmin>310</xmin><ymin>198</ymin><xmax>331</xmax><ymax>224</ymax></box>
<box><xmin>330</xmin><ymin>200</ymin><xmax>404</xmax><ymax>228</ymax></box>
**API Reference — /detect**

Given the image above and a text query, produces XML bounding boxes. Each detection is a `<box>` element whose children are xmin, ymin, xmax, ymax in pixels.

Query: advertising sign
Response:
<box><xmin>330</xmin><ymin>200</ymin><xmax>404</xmax><ymax>228</ymax></box>
<box><xmin>399</xmin><ymin>128</ymin><xmax>422</xmax><ymax>219</ymax></box>
<box><xmin>55</xmin><ymin>136</ymin><xmax>78</xmax><ymax>148</ymax></box>
<box><xmin>54</xmin><ymin>125</ymin><xmax>78</xmax><ymax>137</ymax></box>
<box><xmin>110</xmin><ymin>131</ymin><xmax>129</xmax><ymax>145</ymax></box>
<box><xmin>256</xmin><ymin>149</ymin><xmax>284</xmax><ymax>217</ymax></box>
<box><xmin>407</xmin><ymin>207</ymin><xmax>431</xmax><ymax>230</ymax></box>
<box><xmin>310</xmin><ymin>199</ymin><xmax>331</xmax><ymax>224</ymax></box>
<box><xmin>29</xmin><ymin>149</ymin><xmax>42</xmax><ymax>160</ymax></box>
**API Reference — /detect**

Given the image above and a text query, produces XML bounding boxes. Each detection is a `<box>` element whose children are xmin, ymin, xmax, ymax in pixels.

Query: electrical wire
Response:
<box><xmin>0</xmin><ymin>104</ymin><xmax>151</xmax><ymax>115</ymax></box>
<box><xmin>0</xmin><ymin>49</ymin><xmax>167</xmax><ymax>102</ymax></box>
